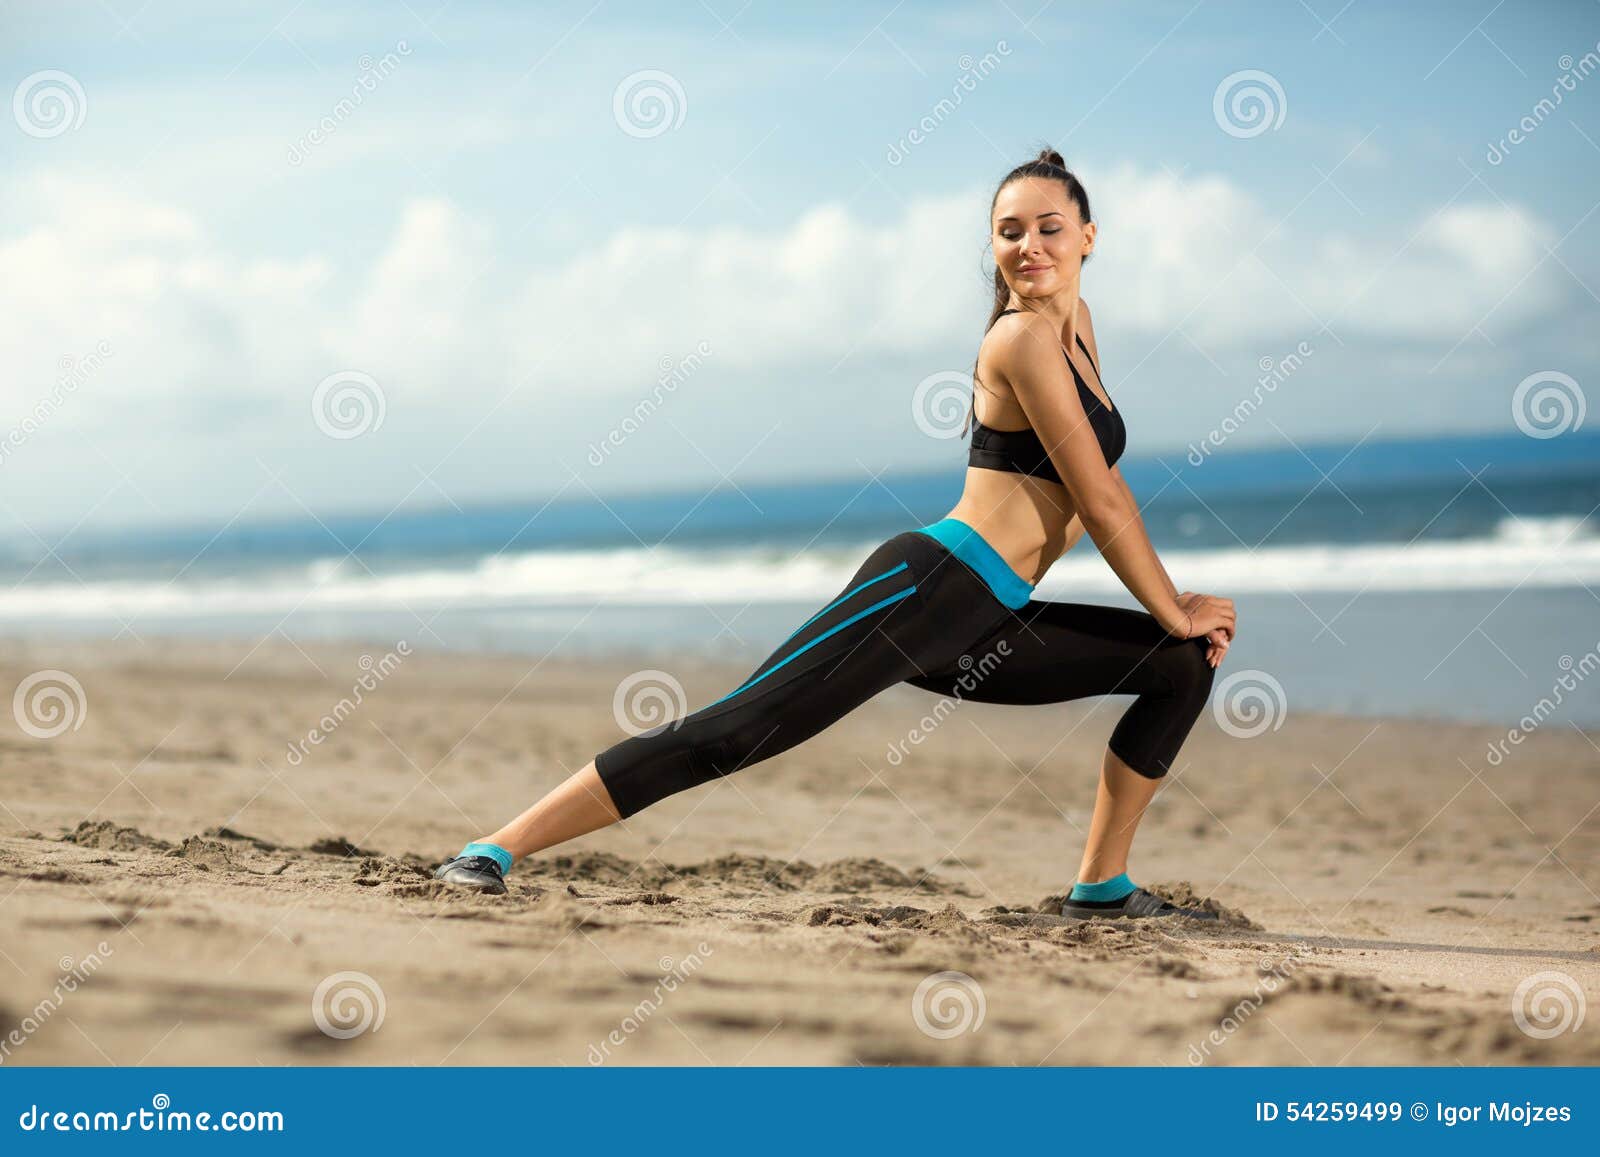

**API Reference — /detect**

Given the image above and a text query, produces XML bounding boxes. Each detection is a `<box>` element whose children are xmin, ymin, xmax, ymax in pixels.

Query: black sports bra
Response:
<box><xmin>967</xmin><ymin>308</ymin><xmax>1126</xmax><ymax>481</ymax></box>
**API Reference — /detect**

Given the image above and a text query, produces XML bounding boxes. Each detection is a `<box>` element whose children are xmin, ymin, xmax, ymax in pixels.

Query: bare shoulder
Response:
<box><xmin>1077</xmin><ymin>297</ymin><xmax>1103</xmax><ymax>361</ymax></box>
<box><xmin>1077</xmin><ymin>297</ymin><xmax>1097</xmax><ymax>337</ymax></box>
<box><xmin>983</xmin><ymin>311</ymin><xmax>1072</xmax><ymax>408</ymax></box>
<box><xmin>984</xmin><ymin>309</ymin><xmax>1057</xmax><ymax>362</ymax></box>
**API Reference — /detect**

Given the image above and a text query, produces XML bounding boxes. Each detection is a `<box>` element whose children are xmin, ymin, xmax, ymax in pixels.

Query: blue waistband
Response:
<box><xmin>912</xmin><ymin>518</ymin><xmax>1035</xmax><ymax>610</ymax></box>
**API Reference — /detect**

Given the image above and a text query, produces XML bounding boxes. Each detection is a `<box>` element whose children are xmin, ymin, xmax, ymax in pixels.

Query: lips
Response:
<box><xmin>1017</xmin><ymin>265</ymin><xmax>1051</xmax><ymax>274</ymax></box>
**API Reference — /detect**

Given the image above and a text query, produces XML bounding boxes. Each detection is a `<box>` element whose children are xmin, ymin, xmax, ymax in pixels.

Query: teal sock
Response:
<box><xmin>1069</xmin><ymin>871</ymin><xmax>1136</xmax><ymax>901</ymax></box>
<box><xmin>459</xmin><ymin>842</ymin><xmax>512</xmax><ymax>874</ymax></box>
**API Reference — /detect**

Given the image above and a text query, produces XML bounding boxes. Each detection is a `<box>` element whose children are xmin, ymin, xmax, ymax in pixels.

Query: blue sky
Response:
<box><xmin>2</xmin><ymin>0</ymin><xmax>1596</xmax><ymax>539</ymax></box>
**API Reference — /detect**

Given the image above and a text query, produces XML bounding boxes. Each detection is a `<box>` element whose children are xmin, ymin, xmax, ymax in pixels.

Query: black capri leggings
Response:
<box><xmin>594</xmin><ymin>517</ymin><xmax>1216</xmax><ymax>819</ymax></box>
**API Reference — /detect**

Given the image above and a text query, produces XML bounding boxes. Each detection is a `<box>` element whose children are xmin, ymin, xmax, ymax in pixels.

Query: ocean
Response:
<box><xmin>5</xmin><ymin>429</ymin><xmax>1598</xmax><ymax>729</ymax></box>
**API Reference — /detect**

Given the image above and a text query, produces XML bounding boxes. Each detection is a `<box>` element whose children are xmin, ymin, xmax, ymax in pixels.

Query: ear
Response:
<box><xmin>1081</xmin><ymin>219</ymin><xmax>1097</xmax><ymax>256</ymax></box>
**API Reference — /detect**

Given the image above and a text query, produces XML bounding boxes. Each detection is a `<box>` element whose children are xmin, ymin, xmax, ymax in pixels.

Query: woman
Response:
<box><xmin>434</xmin><ymin>148</ymin><xmax>1237</xmax><ymax>920</ymax></box>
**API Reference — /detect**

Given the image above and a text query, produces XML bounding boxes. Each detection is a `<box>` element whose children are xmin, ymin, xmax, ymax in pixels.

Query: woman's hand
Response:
<box><xmin>1175</xmin><ymin>591</ymin><xmax>1236</xmax><ymax>668</ymax></box>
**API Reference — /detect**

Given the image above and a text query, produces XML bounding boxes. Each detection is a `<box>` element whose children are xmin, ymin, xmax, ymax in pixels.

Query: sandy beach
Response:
<box><xmin>1</xmin><ymin>635</ymin><xmax>1596</xmax><ymax>1067</ymax></box>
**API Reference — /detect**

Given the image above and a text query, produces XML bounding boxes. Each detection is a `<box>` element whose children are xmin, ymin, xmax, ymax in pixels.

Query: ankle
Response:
<box><xmin>460</xmin><ymin>841</ymin><xmax>514</xmax><ymax>873</ymax></box>
<box><xmin>1075</xmin><ymin>863</ymin><xmax>1128</xmax><ymax>884</ymax></box>
<box><xmin>1068</xmin><ymin>871</ymin><xmax>1136</xmax><ymax>902</ymax></box>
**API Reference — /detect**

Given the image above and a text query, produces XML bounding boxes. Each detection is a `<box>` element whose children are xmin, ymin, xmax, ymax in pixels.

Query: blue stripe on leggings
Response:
<box><xmin>707</xmin><ymin>584</ymin><xmax>917</xmax><ymax>708</ymax></box>
<box><xmin>708</xmin><ymin>560</ymin><xmax>908</xmax><ymax>703</ymax></box>
<box><xmin>776</xmin><ymin>561</ymin><xmax>909</xmax><ymax>650</ymax></box>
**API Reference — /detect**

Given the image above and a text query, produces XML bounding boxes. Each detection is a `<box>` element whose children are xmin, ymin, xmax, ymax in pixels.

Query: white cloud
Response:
<box><xmin>1086</xmin><ymin>163</ymin><xmax>1560</xmax><ymax>345</ymax></box>
<box><xmin>0</xmin><ymin>164</ymin><xmax>1571</xmax><ymax>435</ymax></box>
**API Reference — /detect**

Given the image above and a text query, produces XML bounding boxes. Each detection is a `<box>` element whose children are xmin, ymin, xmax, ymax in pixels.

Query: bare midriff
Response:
<box><xmin>944</xmin><ymin>465</ymin><xmax>1087</xmax><ymax>586</ymax></box>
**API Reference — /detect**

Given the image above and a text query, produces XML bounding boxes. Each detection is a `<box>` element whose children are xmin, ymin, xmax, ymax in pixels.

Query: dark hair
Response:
<box><xmin>961</xmin><ymin>147</ymin><xmax>1094</xmax><ymax>438</ymax></box>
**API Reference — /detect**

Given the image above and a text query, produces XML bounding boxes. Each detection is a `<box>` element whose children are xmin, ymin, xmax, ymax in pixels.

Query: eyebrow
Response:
<box><xmin>995</xmin><ymin>211</ymin><xmax>1065</xmax><ymax>223</ymax></box>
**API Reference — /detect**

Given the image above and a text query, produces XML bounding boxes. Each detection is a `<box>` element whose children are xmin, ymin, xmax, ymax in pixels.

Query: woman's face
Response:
<box><xmin>991</xmin><ymin>176</ymin><xmax>1094</xmax><ymax>300</ymax></box>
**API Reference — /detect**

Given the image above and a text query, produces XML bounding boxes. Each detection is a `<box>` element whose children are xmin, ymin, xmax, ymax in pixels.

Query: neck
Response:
<box><xmin>1008</xmin><ymin>279</ymin><xmax>1081</xmax><ymax>350</ymax></box>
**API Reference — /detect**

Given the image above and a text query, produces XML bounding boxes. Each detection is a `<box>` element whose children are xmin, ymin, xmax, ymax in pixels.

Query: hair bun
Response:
<box><xmin>1037</xmin><ymin>147</ymin><xmax>1066</xmax><ymax>169</ymax></box>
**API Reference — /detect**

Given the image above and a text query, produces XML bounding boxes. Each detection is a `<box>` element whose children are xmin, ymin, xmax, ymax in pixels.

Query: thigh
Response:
<box><xmin>596</xmin><ymin>562</ymin><xmax>925</xmax><ymax>817</ymax></box>
<box><xmin>905</xmin><ymin>598</ymin><xmax>1203</xmax><ymax>705</ymax></box>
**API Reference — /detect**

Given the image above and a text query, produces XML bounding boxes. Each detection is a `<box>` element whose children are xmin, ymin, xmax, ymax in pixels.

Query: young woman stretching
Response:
<box><xmin>434</xmin><ymin>148</ymin><xmax>1238</xmax><ymax>920</ymax></box>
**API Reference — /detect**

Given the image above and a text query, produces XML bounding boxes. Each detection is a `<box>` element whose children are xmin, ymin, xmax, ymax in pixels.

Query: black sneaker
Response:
<box><xmin>1060</xmin><ymin>886</ymin><xmax>1218</xmax><ymax>921</ymax></box>
<box><xmin>433</xmin><ymin>854</ymin><xmax>508</xmax><ymax>895</ymax></box>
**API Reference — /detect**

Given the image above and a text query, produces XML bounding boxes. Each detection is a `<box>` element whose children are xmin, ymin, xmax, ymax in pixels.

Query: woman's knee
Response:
<box><xmin>1162</xmin><ymin>637</ymin><xmax>1215</xmax><ymax>703</ymax></box>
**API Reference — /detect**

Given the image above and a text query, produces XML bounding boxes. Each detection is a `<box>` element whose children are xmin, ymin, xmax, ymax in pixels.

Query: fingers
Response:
<box><xmin>1180</xmin><ymin>593</ymin><xmax>1239</xmax><ymax>649</ymax></box>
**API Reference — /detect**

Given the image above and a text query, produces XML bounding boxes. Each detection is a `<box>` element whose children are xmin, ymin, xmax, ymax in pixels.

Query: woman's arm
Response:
<box><xmin>1077</xmin><ymin>303</ymin><xmax>1181</xmax><ymax>602</ymax></box>
<box><xmin>989</xmin><ymin>313</ymin><xmax>1191</xmax><ymax>636</ymax></box>
<box><xmin>1074</xmin><ymin>301</ymin><xmax>1179</xmax><ymax>597</ymax></box>
<box><xmin>1112</xmin><ymin>465</ymin><xmax>1234</xmax><ymax>666</ymax></box>
<box><xmin>1108</xmin><ymin>464</ymin><xmax>1177</xmax><ymax>598</ymax></box>
<box><xmin>1077</xmin><ymin>303</ymin><xmax>1232</xmax><ymax>661</ymax></box>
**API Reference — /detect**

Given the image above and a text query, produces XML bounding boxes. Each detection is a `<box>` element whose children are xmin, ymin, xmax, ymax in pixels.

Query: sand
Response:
<box><xmin>1</xmin><ymin>636</ymin><xmax>1597</xmax><ymax>1067</ymax></box>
